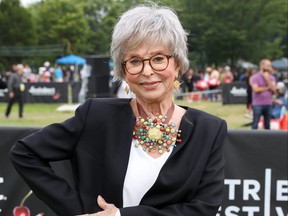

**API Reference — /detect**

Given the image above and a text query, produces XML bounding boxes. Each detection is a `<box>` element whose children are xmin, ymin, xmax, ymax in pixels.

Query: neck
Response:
<box><xmin>135</xmin><ymin>99</ymin><xmax>174</xmax><ymax>117</ymax></box>
<box><xmin>136</xmin><ymin>100</ymin><xmax>174</xmax><ymax>119</ymax></box>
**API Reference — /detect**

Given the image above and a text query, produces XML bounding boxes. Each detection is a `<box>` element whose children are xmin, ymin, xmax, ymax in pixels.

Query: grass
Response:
<box><xmin>0</xmin><ymin>100</ymin><xmax>252</xmax><ymax>129</ymax></box>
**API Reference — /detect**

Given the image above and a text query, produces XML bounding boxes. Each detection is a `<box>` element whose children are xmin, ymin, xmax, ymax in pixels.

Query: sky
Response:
<box><xmin>20</xmin><ymin>0</ymin><xmax>41</xmax><ymax>7</ymax></box>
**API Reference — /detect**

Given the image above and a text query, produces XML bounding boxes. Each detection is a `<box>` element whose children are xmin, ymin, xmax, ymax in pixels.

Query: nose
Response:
<box><xmin>141</xmin><ymin>60</ymin><xmax>154</xmax><ymax>76</ymax></box>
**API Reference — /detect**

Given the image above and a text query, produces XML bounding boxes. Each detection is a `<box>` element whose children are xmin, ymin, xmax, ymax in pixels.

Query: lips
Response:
<box><xmin>140</xmin><ymin>81</ymin><xmax>161</xmax><ymax>89</ymax></box>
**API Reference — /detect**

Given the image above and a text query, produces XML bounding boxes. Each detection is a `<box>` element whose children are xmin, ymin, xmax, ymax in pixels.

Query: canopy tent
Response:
<box><xmin>236</xmin><ymin>59</ymin><xmax>258</xmax><ymax>69</ymax></box>
<box><xmin>272</xmin><ymin>57</ymin><xmax>288</xmax><ymax>71</ymax></box>
<box><xmin>56</xmin><ymin>54</ymin><xmax>86</xmax><ymax>65</ymax></box>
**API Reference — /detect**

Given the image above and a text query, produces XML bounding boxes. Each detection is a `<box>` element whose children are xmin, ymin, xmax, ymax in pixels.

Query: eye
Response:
<box><xmin>151</xmin><ymin>55</ymin><xmax>165</xmax><ymax>64</ymax></box>
<box><xmin>128</xmin><ymin>58</ymin><xmax>142</xmax><ymax>66</ymax></box>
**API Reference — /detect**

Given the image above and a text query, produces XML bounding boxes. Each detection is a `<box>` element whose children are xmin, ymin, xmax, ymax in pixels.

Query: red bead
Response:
<box><xmin>153</xmin><ymin>119</ymin><xmax>157</xmax><ymax>123</ymax></box>
<box><xmin>177</xmin><ymin>139</ymin><xmax>182</xmax><ymax>142</ymax></box>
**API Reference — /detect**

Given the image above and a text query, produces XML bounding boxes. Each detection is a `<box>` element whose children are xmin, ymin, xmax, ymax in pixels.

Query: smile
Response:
<box><xmin>140</xmin><ymin>81</ymin><xmax>161</xmax><ymax>89</ymax></box>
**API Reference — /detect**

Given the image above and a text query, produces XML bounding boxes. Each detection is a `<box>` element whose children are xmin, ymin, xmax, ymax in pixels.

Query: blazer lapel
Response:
<box><xmin>170</xmin><ymin>107</ymin><xmax>195</xmax><ymax>157</ymax></box>
<box><xmin>104</xmin><ymin>100</ymin><xmax>135</xmax><ymax>207</ymax></box>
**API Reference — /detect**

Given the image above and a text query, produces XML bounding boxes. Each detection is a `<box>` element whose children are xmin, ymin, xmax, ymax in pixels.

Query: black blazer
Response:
<box><xmin>10</xmin><ymin>98</ymin><xmax>227</xmax><ymax>216</ymax></box>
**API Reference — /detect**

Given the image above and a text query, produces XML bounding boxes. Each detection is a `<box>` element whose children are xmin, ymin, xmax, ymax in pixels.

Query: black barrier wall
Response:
<box><xmin>222</xmin><ymin>82</ymin><xmax>248</xmax><ymax>104</ymax></box>
<box><xmin>0</xmin><ymin>83</ymin><xmax>69</xmax><ymax>103</ymax></box>
<box><xmin>0</xmin><ymin>127</ymin><xmax>287</xmax><ymax>216</ymax></box>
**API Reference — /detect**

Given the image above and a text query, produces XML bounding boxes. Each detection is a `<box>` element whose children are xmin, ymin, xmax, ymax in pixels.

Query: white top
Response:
<box><xmin>115</xmin><ymin>139</ymin><xmax>172</xmax><ymax>216</ymax></box>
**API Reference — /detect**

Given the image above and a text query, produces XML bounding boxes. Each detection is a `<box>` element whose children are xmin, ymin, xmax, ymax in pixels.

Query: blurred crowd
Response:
<box><xmin>179</xmin><ymin>64</ymin><xmax>287</xmax><ymax>95</ymax></box>
<box><xmin>1</xmin><ymin>61</ymin><xmax>79</xmax><ymax>85</ymax></box>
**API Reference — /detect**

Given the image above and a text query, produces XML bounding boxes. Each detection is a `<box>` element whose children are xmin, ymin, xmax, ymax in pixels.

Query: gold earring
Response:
<box><xmin>125</xmin><ymin>84</ymin><xmax>130</xmax><ymax>95</ymax></box>
<box><xmin>173</xmin><ymin>80</ymin><xmax>180</xmax><ymax>89</ymax></box>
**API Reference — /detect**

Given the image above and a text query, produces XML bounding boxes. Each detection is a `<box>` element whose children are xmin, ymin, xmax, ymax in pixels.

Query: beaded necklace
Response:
<box><xmin>132</xmin><ymin>102</ymin><xmax>182</xmax><ymax>154</ymax></box>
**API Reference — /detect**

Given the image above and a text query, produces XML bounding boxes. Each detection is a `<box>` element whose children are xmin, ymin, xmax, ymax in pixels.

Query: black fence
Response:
<box><xmin>0</xmin><ymin>127</ymin><xmax>287</xmax><ymax>216</ymax></box>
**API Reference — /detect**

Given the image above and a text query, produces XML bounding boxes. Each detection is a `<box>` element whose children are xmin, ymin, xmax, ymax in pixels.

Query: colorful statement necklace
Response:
<box><xmin>132</xmin><ymin>102</ymin><xmax>182</xmax><ymax>154</ymax></box>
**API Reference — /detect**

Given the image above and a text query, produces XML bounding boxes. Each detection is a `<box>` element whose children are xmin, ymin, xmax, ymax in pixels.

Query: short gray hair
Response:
<box><xmin>110</xmin><ymin>2</ymin><xmax>189</xmax><ymax>80</ymax></box>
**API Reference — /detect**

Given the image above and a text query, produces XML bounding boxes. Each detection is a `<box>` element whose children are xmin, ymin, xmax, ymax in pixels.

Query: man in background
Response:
<box><xmin>5</xmin><ymin>64</ymin><xmax>25</xmax><ymax>118</ymax></box>
<box><xmin>250</xmin><ymin>59</ymin><xmax>277</xmax><ymax>129</ymax></box>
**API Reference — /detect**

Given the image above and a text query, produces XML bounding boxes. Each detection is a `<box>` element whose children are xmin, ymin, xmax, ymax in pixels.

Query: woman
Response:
<box><xmin>10</xmin><ymin>3</ymin><xmax>227</xmax><ymax>216</ymax></box>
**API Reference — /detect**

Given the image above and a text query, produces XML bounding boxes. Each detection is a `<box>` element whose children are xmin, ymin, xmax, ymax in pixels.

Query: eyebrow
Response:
<box><xmin>126</xmin><ymin>51</ymin><xmax>169</xmax><ymax>59</ymax></box>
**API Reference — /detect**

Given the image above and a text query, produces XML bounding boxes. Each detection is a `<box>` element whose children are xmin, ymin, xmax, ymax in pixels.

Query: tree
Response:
<box><xmin>180</xmin><ymin>0</ymin><xmax>287</xmax><ymax>69</ymax></box>
<box><xmin>83</xmin><ymin>0</ymin><xmax>133</xmax><ymax>55</ymax></box>
<box><xmin>32</xmin><ymin>0</ymin><xmax>90</xmax><ymax>55</ymax></box>
<box><xmin>0</xmin><ymin>0</ymin><xmax>36</xmax><ymax>46</ymax></box>
<box><xmin>0</xmin><ymin>0</ymin><xmax>37</xmax><ymax>68</ymax></box>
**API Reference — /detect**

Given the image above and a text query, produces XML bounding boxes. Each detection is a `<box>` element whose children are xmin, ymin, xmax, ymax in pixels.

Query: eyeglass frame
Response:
<box><xmin>121</xmin><ymin>54</ymin><xmax>173</xmax><ymax>75</ymax></box>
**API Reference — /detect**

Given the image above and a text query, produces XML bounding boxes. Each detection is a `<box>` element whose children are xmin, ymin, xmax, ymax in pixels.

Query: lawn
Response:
<box><xmin>0</xmin><ymin>100</ymin><xmax>252</xmax><ymax>129</ymax></box>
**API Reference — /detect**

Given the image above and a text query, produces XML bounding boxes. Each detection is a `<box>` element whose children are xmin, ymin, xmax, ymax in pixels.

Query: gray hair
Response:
<box><xmin>110</xmin><ymin>2</ymin><xmax>189</xmax><ymax>80</ymax></box>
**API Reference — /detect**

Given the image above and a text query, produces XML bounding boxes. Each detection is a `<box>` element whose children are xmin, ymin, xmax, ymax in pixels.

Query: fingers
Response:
<box><xmin>97</xmin><ymin>195</ymin><xmax>107</xmax><ymax>210</ymax></box>
<box><xmin>96</xmin><ymin>195</ymin><xmax>118</xmax><ymax>216</ymax></box>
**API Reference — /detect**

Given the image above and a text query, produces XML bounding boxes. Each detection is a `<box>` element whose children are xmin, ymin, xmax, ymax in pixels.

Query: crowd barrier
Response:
<box><xmin>0</xmin><ymin>81</ymin><xmax>249</xmax><ymax>104</ymax></box>
<box><xmin>0</xmin><ymin>127</ymin><xmax>287</xmax><ymax>216</ymax></box>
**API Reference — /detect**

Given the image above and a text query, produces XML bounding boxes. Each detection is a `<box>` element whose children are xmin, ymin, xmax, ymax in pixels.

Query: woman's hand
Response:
<box><xmin>95</xmin><ymin>195</ymin><xmax>118</xmax><ymax>216</ymax></box>
<box><xmin>75</xmin><ymin>195</ymin><xmax>118</xmax><ymax>216</ymax></box>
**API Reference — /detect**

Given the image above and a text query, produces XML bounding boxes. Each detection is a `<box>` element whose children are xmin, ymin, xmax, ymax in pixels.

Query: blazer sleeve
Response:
<box><xmin>9</xmin><ymin>99</ymin><xmax>93</xmax><ymax>215</ymax></box>
<box><xmin>120</xmin><ymin>119</ymin><xmax>227</xmax><ymax>216</ymax></box>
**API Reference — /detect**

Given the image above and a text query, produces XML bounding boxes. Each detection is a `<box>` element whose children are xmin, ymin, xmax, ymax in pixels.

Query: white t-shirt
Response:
<box><xmin>115</xmin><ymin>139</ymin><xmax>173</xmax><ymax>216</ymax></box>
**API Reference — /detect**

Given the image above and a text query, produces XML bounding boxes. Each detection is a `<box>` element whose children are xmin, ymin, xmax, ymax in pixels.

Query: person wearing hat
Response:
<box><xmin>271</xmin><ymin>82</ymin><xmax>288</xmax><ymax>119</ymax></box>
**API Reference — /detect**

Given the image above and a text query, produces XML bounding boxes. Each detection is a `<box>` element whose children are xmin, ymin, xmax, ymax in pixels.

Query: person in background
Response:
<box><xmin>271</xmin><ymin>82</ymin><xmax>288</xmax><ymax>119</ymax></box>
<box><xmin>10</xmin><ymin>3</ymin><xmax>227</xmax><ymax>216</ymax></box>
<box><xmin>222</xmin><ymin>66</ymin><xmax>234</xmax><ymax>84</ymax></box>
<box><xmin>250</xmin><ymin>59</ymin><xmax>277</xmax><ymax>129</ymax></box>
<box><xmin>54</xmin><ymin>65</ymin><xmax>64</xmax><ymax>83</ymax></box>
<box><xmin>181</xmin><ymin>68</ymin><xmax>194</xmax><ymax>92</ymax></box>
<box><xmin>78</xmin><ymin>64</ymin><xmax>91</xmax><ymax>103</ymax></box>
<box><xmin>244</xmin><ymin>69</ymin><xmax>256</xmax><ymax>118</ymax></box>
<box><xmin>5</xmin><ymin>64</ymin><xmax>25</xmax><ymax>118</ymax></box>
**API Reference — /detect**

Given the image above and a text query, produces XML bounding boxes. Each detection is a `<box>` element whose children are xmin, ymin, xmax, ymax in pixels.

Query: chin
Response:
<box><xmin>140</xmin><ymin>92</ymin><xmax>167</xmax><ymax>102</ymax></box>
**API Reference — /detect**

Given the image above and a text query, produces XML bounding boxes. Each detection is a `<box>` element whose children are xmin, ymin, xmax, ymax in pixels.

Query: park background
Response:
<box><xmin>0</xmin><ymin>1</ymin><xmax>287</xmax><ymax>216</ymax></box>
<box><xmin>0</xmin><ymin>0</ymin><xmax>287</xmax><ymax>129</ymax></box>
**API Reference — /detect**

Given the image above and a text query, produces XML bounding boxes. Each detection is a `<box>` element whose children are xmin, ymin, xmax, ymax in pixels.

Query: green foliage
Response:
<box><xmin>0</xmin><ymin>0</ymin><xmax>36</xmax><ymax>46</ymax></box>
<box><xmin>0</xmin><ymin>0</ymin><xmax>37</xmax><ymax>68</ymax></box>
<box><xmin>33</xmin><ymin>0</ymin><xmax>90</xmax><ymax>55</ymax></box>
<box><xmin>180</xmin><ymin>0</ymin><xmax>287</xmax><ymax>68</ymax></box>
<box><xmin>0</xmin><ymin>0</ymin><xmax>286</xmax><ymax>70</ymax></box>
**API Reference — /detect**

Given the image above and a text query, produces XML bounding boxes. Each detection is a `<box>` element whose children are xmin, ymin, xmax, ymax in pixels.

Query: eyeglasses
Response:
<box><xmin>122</xmin><ymin>54</ymin><xmax>173</xmax><ymax>75</ymax></box>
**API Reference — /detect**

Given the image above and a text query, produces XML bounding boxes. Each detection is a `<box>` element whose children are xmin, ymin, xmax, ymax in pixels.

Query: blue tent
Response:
<box><xmin>56</xmin><ymin>54</ymin><xmax>86</xmax><ymax>65</ymax></box>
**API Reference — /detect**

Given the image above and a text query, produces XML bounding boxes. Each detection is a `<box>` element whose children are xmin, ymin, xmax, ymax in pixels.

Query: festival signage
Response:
<box><xmin>25</xmin><ymin>83</ymin><xmax>68</xmax><ymax>103</ymax></box>
<box><xmin>0</xmin><ymin>128</ymin><xmax>287</xmax><ymax>216</ymax></box>
<box><xmin>0</xmin><ymin>83</ymin><xmax>69</xmax><ymax>103</ymax></box>
<box><xmin>222</xmin><ymin>82</ymin><xmax>248</xmax><ymax>104</ymax></box>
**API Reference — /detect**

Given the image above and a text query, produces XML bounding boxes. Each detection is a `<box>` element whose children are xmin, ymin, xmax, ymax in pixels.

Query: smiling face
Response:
<box><xmin>124</xmin><ymin>41</ymin><xmax>180</xmax><ymax>103</ymax></box>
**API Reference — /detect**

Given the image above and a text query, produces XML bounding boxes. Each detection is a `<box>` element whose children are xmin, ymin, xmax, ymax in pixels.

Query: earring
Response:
<box><xmin>173</xmin><ymin>80</ymin><xmax>180</xmax><ymax>89</ymax></box>
<box><xmin>125</xmin><ymin>84</ymin><xmax>130</xmax><ymax>95</ymax></box>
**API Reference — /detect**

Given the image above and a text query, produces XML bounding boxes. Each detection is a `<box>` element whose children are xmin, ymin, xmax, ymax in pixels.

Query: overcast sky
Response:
<box><xmin>20</xmin><ymin>0</ymin><xmax>41</xmax><ymax>7</ymax></box>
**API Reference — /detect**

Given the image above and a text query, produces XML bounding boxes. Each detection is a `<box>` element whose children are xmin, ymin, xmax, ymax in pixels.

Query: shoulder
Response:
<box><xmin>77</xmin><ymin>98</ymin><xmax>132</xmax><ymax>116</ymax></box>
<box><xmin>183</xmin><ymin>106</ymin><xmax>225</xmax><ymax>126</ymax></box>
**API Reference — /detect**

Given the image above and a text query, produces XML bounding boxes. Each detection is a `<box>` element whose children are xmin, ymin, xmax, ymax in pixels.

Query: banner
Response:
<box><xmin>0</xmin><ymin>83</ymin><xmax>69</xmax><ymax>103</ymax></box>
<box><xmin>25</xmin><ymin>83</ymin><xmax>68</xmax><ymax>103</ymax></box>
<box><xmin>0</xmin><ymin>127</ymin><xmax>287</xmax><ymax>216</ymax></box>
<box><xmin>218</xmin><ymin>130</ymin><xmax>288</xmax><ymax>216</ymax></box>
<box><xmin>222</xmin><ymin>82</ymin><xmax>248</xmax><ymax>104</ymax></box>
